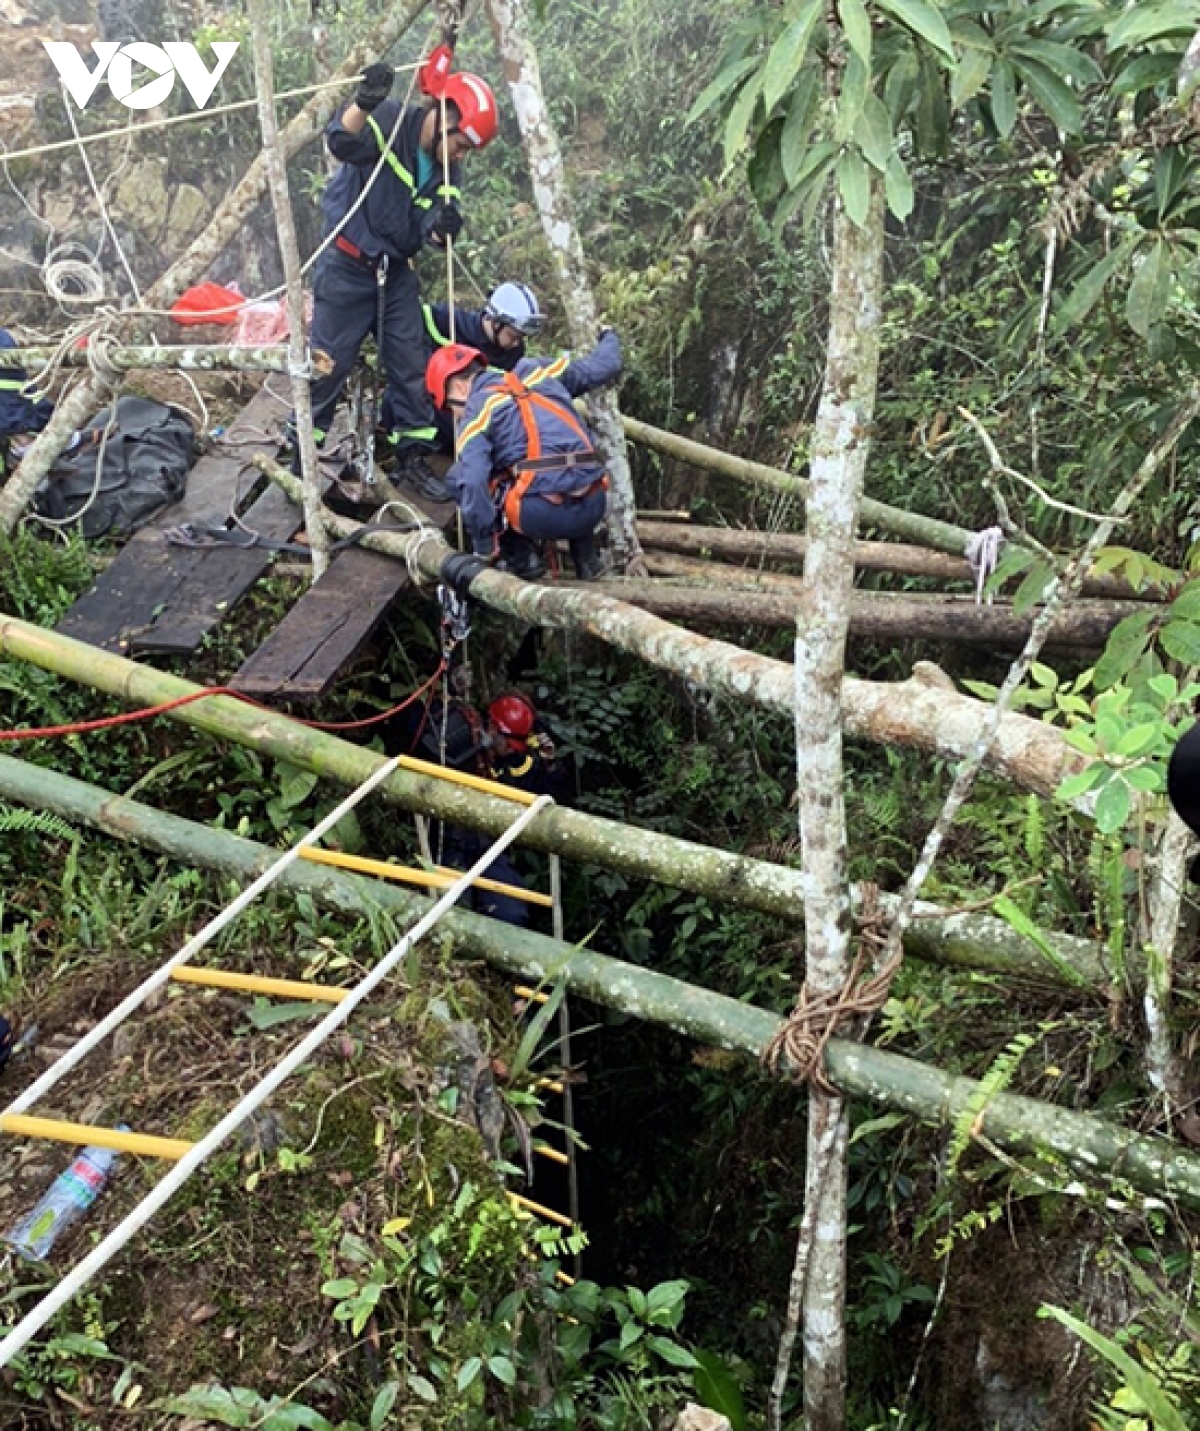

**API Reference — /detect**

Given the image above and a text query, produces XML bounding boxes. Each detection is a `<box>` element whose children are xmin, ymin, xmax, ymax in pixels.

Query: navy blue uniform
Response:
<box><xmin>450</xmin><ymin>331</ymin><xmax>621</xmax><ymax>551</ymax></box>
<box><xmin>382</xmin><ymin>302</ymin><xmax>524</xmax><ymax>452</ymax></box>
<box><xmin>0</xmin><ymin>330</ymin><xmax>53</xmax><ymax>438</ymax></box>
<box><xmin>308</xmin><ymin>103</ymin><xmax>461</xmax><ymax>452</ymax></box>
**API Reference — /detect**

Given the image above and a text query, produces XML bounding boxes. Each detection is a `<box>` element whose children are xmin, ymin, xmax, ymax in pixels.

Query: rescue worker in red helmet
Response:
<box><xmin>300</xmin><ymin>51</ymin><xmax>498</xmax><ymax>504</ymax></box>
<box><xmin>426</xmin><ymin>329</ymin><xmax>621</xmax><ymax>579</ymax></box>
<box><xmin>484</xmin><ymin>692</ymin><xmax>566</xmax><ymax>800</ymax></box>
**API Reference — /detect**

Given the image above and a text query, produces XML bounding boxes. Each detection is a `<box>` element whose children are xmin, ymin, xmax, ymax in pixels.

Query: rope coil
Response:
<box><xmin>761</xmin><ymin>885</ymin><xmax>901</xmax><ymax>1093</ymax></box>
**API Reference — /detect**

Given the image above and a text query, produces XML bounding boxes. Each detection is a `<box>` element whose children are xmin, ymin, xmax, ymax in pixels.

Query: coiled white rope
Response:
<box><xmin>965</xmin><ymin>525</ymin><xmax>1004</xmax><ymax>606</ymax></box>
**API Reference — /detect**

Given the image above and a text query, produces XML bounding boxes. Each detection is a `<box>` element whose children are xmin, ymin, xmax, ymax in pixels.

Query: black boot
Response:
<box><xmin>569</xmin><ymin>532</ymin><xmax>608</xmax><ymax>580</ymax></box>
<box><xmin>498</xmin><ymin>531</ymin><xmax>547</xmax><ymax>580</ymax></box>
<box><xmin>394</xmin><ymin>450</ymin><xmax>452</xmax><ymax>503</ymax></box>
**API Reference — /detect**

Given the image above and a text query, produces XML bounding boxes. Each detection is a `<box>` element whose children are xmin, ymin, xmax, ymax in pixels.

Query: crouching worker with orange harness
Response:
<box><xmin>426</xmin><ymin>329</ymin><xmax>622</xmax><ymax>580</ymax></box>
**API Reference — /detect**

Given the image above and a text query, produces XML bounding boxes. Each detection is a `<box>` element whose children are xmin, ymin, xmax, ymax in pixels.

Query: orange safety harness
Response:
<box><xmin>489</xmin><ymin>372</ymin><xmax>608</xmax><ymax>534</ymax></box>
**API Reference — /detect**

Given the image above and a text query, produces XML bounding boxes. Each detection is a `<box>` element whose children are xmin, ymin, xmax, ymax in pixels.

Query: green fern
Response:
<box><xmin>1022</xmin><ymin>794</ymin><xmax>1045</xmax><ymax>868</ymax></box>
<box><xmin>0</xmin><ymin>804</ymin><xmax>78</xmax><ymax>842</ymax></box>
<box><xmin>946</xmin><ymin>1031</ymin><xmax>1037</xmax><ymax>1175</ymax></box>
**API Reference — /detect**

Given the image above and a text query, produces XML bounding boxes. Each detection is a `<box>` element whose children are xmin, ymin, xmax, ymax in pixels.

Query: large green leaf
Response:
<box><xmin>839</xmin><ymin>0</ymin><xmax>873</xmax><ymax>66</ymax></box>
<box><xmin>762</xmin><ymin>0</ymin><xmax>823</xmax><ymax>113</ymax></box>
<box><xmin>950</xmin><ymin>43</ymin><xmax>993</xmax><ymax>109</ymax></box>
<box><xmin>1160</xmin><ymin>618</ymin><xmax>1200</xmax><ymax>666</ymax></box>
<box><xmin>1112</xmin><ymin>50</ymin><xmax>1182</xmax><ymax>97</ymax></box>
<box><xmin>1094</xmin><ymin>608</ymin><xmax>1156</xmax><ymax>689</ymax></box>
<box><xmin>694</xmin><ymin>1350</ymin><xmax>748</xmax><ymax>1431</ymax></box>
<box><xmin>1055</xmin><ymin>235</ymin><xmax>1139</xmax><ymax>330</ymax></box>
<box><xmin>1108</xmin><ymin>1</ymin><xmax>1200</xmax><ymax>51</ymax></box>
<box><xmin>1006</xmin><ymin>37</ymin><xmax>1102</xmax><ymax>86</ymax></box>
<box><xmin>885</xmin><ymin>151</ymin><xmax>914</xmax><ymax>219</ymax></box>
<box><xmin>837</xmin><ymin>147</ymin><xmax>872</xmax><ymax>227</ymax></box>
<box><xmin>1094</xmin><ymin>777</ymin><xmax>1132</xmax><ymax>834</ymax></box>
<box><xmin>1125</xmin><ymin>237</ymin><xmax>1172</xmax><ymax>338</ymax></box>
<box><xmin>780</xmin><ymin>67</ymin><xmax>824</xmax><ymax>187</ymax></box>
<box><xmin>854</xmin><ymin>93</ymin><xmax>894</xmax><ymax>170</ymax></box>
<box><xmin>1155</xmin><ymin>146</ymin><xmax>1192</xmax><ymax>221</ymax></box>
<box><xmin>686</xmin><ymin>56</ymin><xmax>759</xmax><ymax>125</ymax></box>
<box><xmin>1040</xmin><ymin>1306</ymin><xmax>1193</xmax><ymax>1431</ymax></box>
<box><xmin>876</xmin><ymin>0</ymin><xmax>956</xmax><ymax>60</ymax></box>
<box><xmin>1011</xmin><ymin>55</ymin><xmax>1082</xmax><ymax>134</ymax></box>
<box><xmin>723</xmin><ymin>71</ymin><xmax>765</xmax><ymax>167</ymax></box>
<box><xmin>989</xmin><ymin>58</ymin><xmax>1017</xmax><ymax>137</ymax></box>
<box><xmin>836</xmin><ymin>51</ymin><xmax>871</xmax><ymax>141</ymax></box>
<box><xmin>773</xmin><ymin>142</ymin><xmax>839</xmax><ymax>231</ymax></box>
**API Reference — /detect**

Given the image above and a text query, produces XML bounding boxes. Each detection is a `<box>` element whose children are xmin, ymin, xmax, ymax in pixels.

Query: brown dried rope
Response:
<box><xmin>762</xmin><ymin>883</ymin><xmax>902</xmax><ymax>1094</ymax></box>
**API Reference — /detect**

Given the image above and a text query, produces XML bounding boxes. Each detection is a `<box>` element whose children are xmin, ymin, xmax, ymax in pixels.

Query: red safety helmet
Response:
<box><xmin>426</xmin><ymin>343</ymin><xmax>484</xmax><ymax>409</ymax></box>
<box><xmin>488</xmin><ymin>693</ymin><xmax>536</xmax><ymax>739</ymax></box>
<box><xmin>442</xmin><ymin>72</ymin><xmax>498</xmax><ymax>149</ymax></box>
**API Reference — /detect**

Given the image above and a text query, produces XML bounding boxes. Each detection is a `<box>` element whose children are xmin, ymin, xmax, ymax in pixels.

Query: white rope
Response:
<box><xmin>0</xmin><ymin>793</ymin><xmax>553</xmax><ymax>1369</ymax></box>
<box><xmin>1</xmin><ymin>753</ymin><xmax>407</xmax><ymax>1120</ymax></box>
<box><xmin>965</xmin><ymin>525</ymin><xmax>1004</xmax><ymax>606</ymax></box>
<box><xmin>41</xmin><ymin>243</ymin><xmax>106</xmax><ymax>310</ymax></box>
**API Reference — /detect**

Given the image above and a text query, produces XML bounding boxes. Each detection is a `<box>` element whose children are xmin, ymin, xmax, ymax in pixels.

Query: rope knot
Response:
<box><xmin>761</xmin><ymin>884</ymin><xmax>900</xmax><ymax>1092</ymax></box>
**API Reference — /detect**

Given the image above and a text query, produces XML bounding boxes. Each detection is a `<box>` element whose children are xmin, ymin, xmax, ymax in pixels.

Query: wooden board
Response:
<box><xmin>56</xmin><ymin>386</ymin><xmax>292</xmax><ymax>654</ymax></box>
<box><xmin>230</xmin><ymin>545</ymin><xmax>411</xmax><ymax>701</ymax></box>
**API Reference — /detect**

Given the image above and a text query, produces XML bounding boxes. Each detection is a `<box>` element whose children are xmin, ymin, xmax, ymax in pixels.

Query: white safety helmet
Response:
<box><xmin>484</xmin><ymin>281</ymin><xmax>545</xmax><ymax>337</ymax></box>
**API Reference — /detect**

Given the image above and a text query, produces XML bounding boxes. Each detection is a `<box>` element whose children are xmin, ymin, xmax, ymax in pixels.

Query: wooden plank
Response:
<box><xmin>128</xmin><ymin>480</ymin><xmax>302</xmax><ymax>656</ymax></box>
<box><xmin>230</xmin><ymin>546</ymin><xmax>411</xmax><ymax>700</ymax></box>
<box><xmin>56</xmin><ymin>387</ymin><xmax>288</xmax><ymax>654</ymax></box>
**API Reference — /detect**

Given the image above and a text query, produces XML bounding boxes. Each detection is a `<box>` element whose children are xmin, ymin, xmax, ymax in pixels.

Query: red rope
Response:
<box><xmin>0</xmin><ymin>661</ymin><xmax>447</xmax><ymax>743</ymax></box>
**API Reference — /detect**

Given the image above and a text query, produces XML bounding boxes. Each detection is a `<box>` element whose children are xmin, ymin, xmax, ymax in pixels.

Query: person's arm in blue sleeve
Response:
<box><xmin>558</xmin><ymin>329</ymin><xmax>622</xmax><ymax>397</ymax></box>
<box><xmin>423</xmin><ymin>158</ymin><xmax>464</xmax><ymax>247</ymax></box>
<box><xmin>448</xmin><ymin>421</ymin><xmax>499</xmax><ymax>551</ymax></box>
<box><xmin>326</xmin><ymin>99</ymin><xmax>400</xmax><ymax>166</ymax></box>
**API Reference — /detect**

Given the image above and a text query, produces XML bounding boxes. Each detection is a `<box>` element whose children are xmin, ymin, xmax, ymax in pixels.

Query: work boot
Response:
<box><xmin>498</xmin><ymin>532</ymin><xmax>547</xmax><ymax>580</ymax></box>
<box><xmin>569</xmin><ymin>532</ymin><xmax>609</xmax><ymax>581</ymax></box>
<box><xmin>394</xmin><ymin>450</ymin><xmax>452</xmax><ymax>503</ymax></box>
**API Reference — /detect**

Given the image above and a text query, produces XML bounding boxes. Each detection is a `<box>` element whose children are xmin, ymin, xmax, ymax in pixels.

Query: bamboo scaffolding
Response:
<box><xmin>0</xmin><ymin>755</ymin><xmax>1192</xmax><ymax>1207</ymax></box>
<box><xmin>0</xmin><ymin>647</ymin><xmax>1115</xmax><ymax>989</ymax></box>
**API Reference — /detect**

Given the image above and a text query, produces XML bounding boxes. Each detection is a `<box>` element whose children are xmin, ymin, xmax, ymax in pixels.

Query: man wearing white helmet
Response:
<box><xmin>383</xmin><ymin>282</ymin><xmax>545</xmax><ymax>452</ymax></box>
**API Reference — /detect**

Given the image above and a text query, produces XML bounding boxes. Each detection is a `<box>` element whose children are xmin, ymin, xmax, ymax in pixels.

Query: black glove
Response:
<box><xmin>354</xmin><ymin>62</ymin><xmax>394</xmax><ymax>112</ymax></box>
<box><xmin>430</xmin><ymin>202</ymin><xmax>463</xmax><ymax>243</ymax></box>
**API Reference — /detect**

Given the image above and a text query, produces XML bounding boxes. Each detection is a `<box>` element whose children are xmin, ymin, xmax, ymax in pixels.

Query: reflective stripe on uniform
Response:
<box><xmin>365</xmin><ymin>115</ymin><xmax>416</xmax><ymax>190</ymax></box>
<box><xmin>423</xmin><ymin>305</ymin><xmax>450</xmax><ymax>346</ymax></box>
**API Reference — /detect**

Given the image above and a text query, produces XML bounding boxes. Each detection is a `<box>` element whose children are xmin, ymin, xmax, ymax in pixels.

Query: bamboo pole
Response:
<box><xmin>3</xmin><ymin>346</ymin><xmax>327</xmax><ymax>376</ymax></box>
<box><xmin>0</xmin><ymin>754</ymin><xmax>1194</xmax><ymax>1207</ymax></box>
<box><xmin>586</xmin><ymin>574</ymin><xmax>1142</xmax><ymax>649</ymax></box>
<box><xmin>248</xmin><ymin>0</ymin><xmax>330</xmax><ymax>580</ymax></box>
<box><xmin>0</xmin><ymin>723</ymin><xmax>1113</xmax><ymax>991</ymax></box>
<box><xmin>255</xmin><ymin>457</ymin><xmax>1085</xmax><ymax>799</ymax></box>
<box><xmin>638</xmin><ymin>522</ymin><xmax>1168</xmax><ymax>602</ymax></box>
<box><xmin>621</xmin><ymin>414</ymin><xmax>972</xmax><ymax>557</ymax></box>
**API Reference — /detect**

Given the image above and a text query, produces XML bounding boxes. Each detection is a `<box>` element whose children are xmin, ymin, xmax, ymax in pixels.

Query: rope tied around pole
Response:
<box><xmin>761</xmin><ymin>884</ymin><xmax>901</xmax><ymax>1093</ymax></box>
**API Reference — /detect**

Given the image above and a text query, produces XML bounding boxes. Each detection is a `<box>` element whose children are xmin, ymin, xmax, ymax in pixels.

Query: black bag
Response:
<box><xmin>33</xmin><ymin>395</ymin><xmax>195</xmax><ymax>538</ymax></box>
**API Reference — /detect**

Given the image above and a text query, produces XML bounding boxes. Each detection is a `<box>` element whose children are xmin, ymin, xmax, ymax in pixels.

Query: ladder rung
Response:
<box><xmin>170</xmin><ymin>967</ymin><xmax>348</xmax><ymax>1003</ymax></box>
<box><xmin>515</xmin><ymin>985</ymin><xmax>550</xmax><ymax>1005</ymax></box>
<box><xmin>0</xmin><ymin>1114</ymin><xmax>194</xmax><ymax>1162</ymax></box>
<box><xmin>534</xmin><ymin>1143</ymin><xmax>571</xmax><ymax>1166</ymax></box>
<box><xmin>535</xmin><ymin>1078</ymin><xmax>565</xmax><ymax>1095</ymax></box>
<box><xmin>508</xmin><ymin>1191</ymin><xmax>573</xmax><ymax>1227</ymax></box>
<box><xmin>298</xmin><ymin>848</ymin><xmax>553</xmax><ymax>908</ymax></box>
<box><xmin>397</xmin><ymin>753</ymin><xmax>537</xmax><ymax>806</ymax></box>
<box><xmin>555</xmin><ymin>1270</ymin><xmax>576</xmax><ymax>1286</ymax></box>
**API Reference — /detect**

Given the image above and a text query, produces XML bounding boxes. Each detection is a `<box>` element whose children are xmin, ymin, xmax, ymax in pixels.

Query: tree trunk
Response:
<box><xmin>0</xmin><ymin>612</ymin><xmax>1118</xmax><ymax>988</ymax></box>
<box><xmin>621</xmin><ymin>413</ymin><xmax>972</xmax><ymax>556</ymax></box>
<box><xmin>791</xmin><ymin>182</ymin><xmax>885</xmax><ymax>1431</ymax></box>
<box><xmin>248</xmin><ymin>0</ymin><xmax>330</xmax><ymax>579</ymax></box>
<box><xmin>483</xmin><ymin>0</ymin><xmax>645</xmax><ymax>574</ymax></box>
<box><xmin>1</xmin><ymin>751</ymin><xmax>1196</xmax><ymax>1208</ymax></box>
<box><xmin>1143</xmin><ymin>810</ymin><xmax>1194</xmax><ymax>1124</ymax></box>
<box><xmin>0</xmin><ymin>0</ymin><xmax>429</xmax><ymax>535</ymax></box>
<box><xmin>599</xmin><ymin>570</ymin><xmax>1141</xmax><ymax>648</ymax></box>
<box><xmin>256</xmin><ymin>456</ymin><xmax>1086</xmax><ymax>798</ymax></box>
<box><xmin>638</xmin><ymin>521</ymin><xmax>1166</xmax><ymax>600</ymax></box>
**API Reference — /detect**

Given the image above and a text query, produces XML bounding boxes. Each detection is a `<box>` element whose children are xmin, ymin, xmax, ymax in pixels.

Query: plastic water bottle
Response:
<box><xmin>3</xmin><ymin>1142</ymin><xmax>121</xmax><ymax>1261</ymax></box>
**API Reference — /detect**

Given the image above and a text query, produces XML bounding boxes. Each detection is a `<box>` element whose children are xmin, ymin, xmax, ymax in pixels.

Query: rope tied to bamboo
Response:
<box><xmin>761</xmin><ymin>884</ymin><xmax>901</xmax><ymax>1093</ymax></box>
